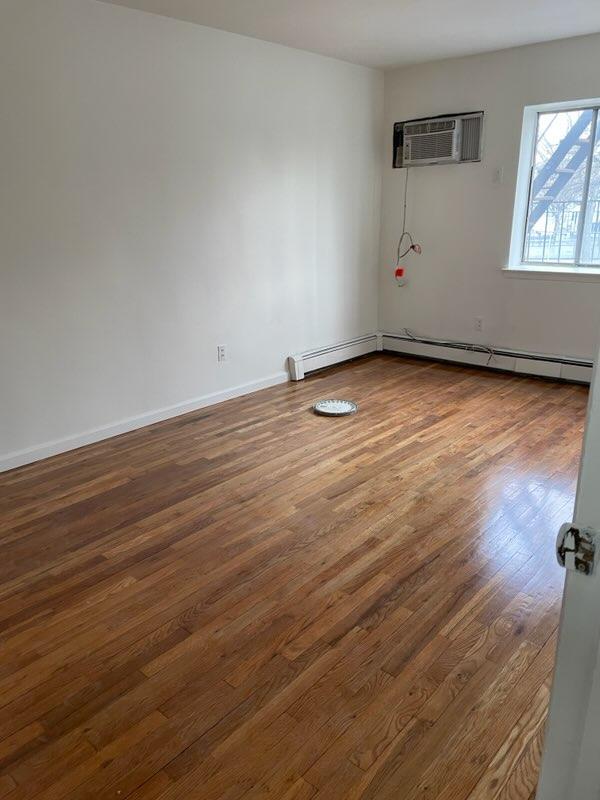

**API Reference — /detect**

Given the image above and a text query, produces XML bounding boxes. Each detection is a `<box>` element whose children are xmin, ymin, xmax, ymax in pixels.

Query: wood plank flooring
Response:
<box><xmin>0</xmin><ymin>354</ymin><xmax>588</xmax><ymax>800</ymax></box>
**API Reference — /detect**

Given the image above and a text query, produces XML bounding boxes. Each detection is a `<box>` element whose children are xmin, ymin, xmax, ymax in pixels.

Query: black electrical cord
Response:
<box><xmin>396</xmin><ymin>168</ymin><xmax>416</xmax><ymax>263</ymax></box>
<box><xmin>402</xmin><ymin>328</ymin><xmax>497</xmax><ymax>365</ymax></box>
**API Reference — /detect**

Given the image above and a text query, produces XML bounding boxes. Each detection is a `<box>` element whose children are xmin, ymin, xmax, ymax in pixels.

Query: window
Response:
<box><xmin>510</xmin><ymin>101</ymin><xmax>600</xmax><ymax>271</ymax></box>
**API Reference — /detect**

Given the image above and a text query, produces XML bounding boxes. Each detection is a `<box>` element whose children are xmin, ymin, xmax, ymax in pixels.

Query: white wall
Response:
<box><xmin>380</xmin><ymin>34</ymin><xmax>600</xmax><ymax>360</ymax></box>
<box><xmin>0</xmin><ymin>0</ymin><xmax>383</xmax><ymax>468</ymax></box>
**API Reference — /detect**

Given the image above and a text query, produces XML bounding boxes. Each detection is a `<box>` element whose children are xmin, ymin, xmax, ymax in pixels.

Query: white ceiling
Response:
<box><xmin>100</xmin><ymin>0</ymin><xmax>600</xmax><ymax>69</ymax></box>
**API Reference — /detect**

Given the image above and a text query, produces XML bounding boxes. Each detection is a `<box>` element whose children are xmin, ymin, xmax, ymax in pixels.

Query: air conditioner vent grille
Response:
<box><xmin>404</xmin><ymin>120</ymin><xmax>456</xmax><ymax>136</ymax></box>
<box><xmin>408</xmin><ymin>131</ymin><xmax>455</xmax><ymax>161</ymax></box>
<box><xmin>461</xmin><ymin>115</ymin><xmax>483</xmax><ymax>162</ymax></box>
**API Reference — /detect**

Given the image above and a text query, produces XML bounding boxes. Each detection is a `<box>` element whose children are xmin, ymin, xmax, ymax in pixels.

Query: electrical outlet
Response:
<box><xmin>475</xmin><ymin>317</ymin><xmax>484</xmax><ymax>332</ymax></box>
<box><xmin>217</xmin><ymin>345</ymin><xmax>227</xmax><ymax>363</ymax></box>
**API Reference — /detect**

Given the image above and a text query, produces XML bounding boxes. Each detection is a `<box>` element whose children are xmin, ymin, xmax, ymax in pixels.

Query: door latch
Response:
<box><xmin>557</xmin><ymin>523</ymin><xmax>598</xmax><ymax>576</ymax></box>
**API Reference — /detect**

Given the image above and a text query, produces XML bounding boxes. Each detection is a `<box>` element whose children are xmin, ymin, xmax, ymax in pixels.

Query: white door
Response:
<box><xmin>537</xmin><ymin>352</ymin><xmax>600</xmax><ymax>799</ymax></box>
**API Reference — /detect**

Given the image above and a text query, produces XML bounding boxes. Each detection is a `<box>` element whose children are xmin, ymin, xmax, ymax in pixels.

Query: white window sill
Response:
<box><xmin>503</xmin><ymin>264</ymin><xmax>600</xmax><ymax>282</ymax></box>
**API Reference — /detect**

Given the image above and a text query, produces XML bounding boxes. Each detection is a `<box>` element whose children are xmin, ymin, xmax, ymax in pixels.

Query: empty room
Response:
<box><xmin>4</xmin><ymin>1</ymin><xmax>600</xmax><ymax>798</ymax></box>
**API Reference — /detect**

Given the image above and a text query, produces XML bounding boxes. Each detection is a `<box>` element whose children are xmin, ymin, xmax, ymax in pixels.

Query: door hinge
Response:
<box><xmin>556</xmin><ymin>523</ymin><xmax>599</xmax><ymax>576</ymax></box>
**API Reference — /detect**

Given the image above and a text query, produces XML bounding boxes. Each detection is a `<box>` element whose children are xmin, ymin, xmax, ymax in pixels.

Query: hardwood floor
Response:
<box><xmin>0</xmin><ymin>354</ymin><xmax>588</xmax><ymax>800</ymax></box>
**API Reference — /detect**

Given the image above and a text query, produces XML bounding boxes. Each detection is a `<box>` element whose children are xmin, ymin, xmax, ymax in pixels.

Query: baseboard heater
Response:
<box><xmin>382</xmin><ymin>332</ymin><xmax>593</xmax><ymax>384</ymax></box>
<box><xmin>288</xmin><ymin>334</ymin><xmax>380</xmax><ymax>381</ymax></box>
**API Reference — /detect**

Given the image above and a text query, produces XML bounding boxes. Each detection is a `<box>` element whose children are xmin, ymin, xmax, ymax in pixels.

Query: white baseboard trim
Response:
<box><xmin>5</xmin><ymin>332</ymin><xmax>591</xmax><ymax>473</ymax></box>
<box><xmin>382</xmin><ymin>333</ymin><xmax>593</xmax><ymax>384</ymax></box>
<box><xmin>288</xmin><ymin>333</ymin><xmax>381</xmax><ymax>380</ymax></box>
<box><xmin>0</xmin><ymin>371</ymin><xmax>289</xmax><ymax>473</ymax></box>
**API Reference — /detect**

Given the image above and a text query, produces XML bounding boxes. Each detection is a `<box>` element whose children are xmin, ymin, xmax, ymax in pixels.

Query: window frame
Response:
<box><xmin>508</xmin><ymin>97</ymin><xmax>600</xmax><ymax>274</ymax></box>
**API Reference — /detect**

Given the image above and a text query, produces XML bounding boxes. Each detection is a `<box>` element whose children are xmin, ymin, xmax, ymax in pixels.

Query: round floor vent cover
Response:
<box><xmin>312</xmin><ymin>399</ymin><xmax>358</xmax><ymax>417</ymax></box>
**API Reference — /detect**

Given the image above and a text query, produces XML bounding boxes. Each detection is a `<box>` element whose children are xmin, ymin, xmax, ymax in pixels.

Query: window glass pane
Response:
<box><xmin>523</xmin><ymin>109</ymin><xmax>594</xmax><ymax>264</ymax></box>
<box><xmin>581</xmin><ymin>122</ymin><xmax>600</xmax><ymax>265</ymax></box>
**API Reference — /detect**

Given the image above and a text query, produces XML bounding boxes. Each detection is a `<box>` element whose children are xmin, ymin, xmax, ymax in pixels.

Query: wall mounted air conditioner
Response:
<box><xmin>394</xmin><ymin>111</ymin><xmax>484</xmax><ymax>168</ymax></box>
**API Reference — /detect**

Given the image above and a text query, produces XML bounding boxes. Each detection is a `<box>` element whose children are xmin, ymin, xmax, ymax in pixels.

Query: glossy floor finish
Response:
<box><xmin>0</xmin><ymin>355</ymin><xmax>589</xmax><ymax>800</ymax></box>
